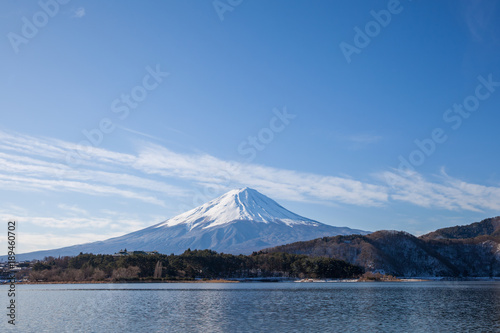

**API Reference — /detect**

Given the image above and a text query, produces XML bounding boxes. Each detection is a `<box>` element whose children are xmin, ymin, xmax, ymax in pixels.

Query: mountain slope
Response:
<box><xmin>265</xmin><ymin>222</ymin><xmax>500</xmax><ymax>277</ymax></box>
<box><xmin>265</xmin><ymin>231</ymin><xmax>458</xmax><ymax>277</ymax></box>
<box><xmin>13</xmin><ymin>188</ymin><xmax>368</xmax><ymax>260</ymax></box>
<box><xmin>420</xmin><ymin>216</ymin><xmax>500</xmax><ymax>240</ymax></box>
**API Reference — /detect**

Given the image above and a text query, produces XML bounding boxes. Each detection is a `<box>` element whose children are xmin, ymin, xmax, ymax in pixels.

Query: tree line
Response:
<box><xmin>30</xmin><ymin>249</ymin><xmax>363</xmax><ymax>282</ymax></box>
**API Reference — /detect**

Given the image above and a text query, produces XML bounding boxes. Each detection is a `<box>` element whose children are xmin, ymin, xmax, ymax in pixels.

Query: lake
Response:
<box><xmin>0</xmin><ymin>281</ymin><xmax>499</xmax><ymax>332</ymax></box>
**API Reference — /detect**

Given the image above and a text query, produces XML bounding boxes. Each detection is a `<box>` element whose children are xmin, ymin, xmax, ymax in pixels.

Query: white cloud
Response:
<box><xmin>0</xmin><ymin>209</ymin><xmax>151</xmax><ymax>231</ymax></box>
<box><xmin>133</xmin><ymin>143</ymin><xmax>389</xmax><ymax>207</ymax></box>
<box><xmin>380</xmin><ymin>169</ymin><xmax>500</xmax><ymax>212</ymax></box>
<box><xmin>117</xmin><ymin>125</ymin><xmax>165</xmax><ymax>142</ymax></box>
<box><xmin>0</xmin><ymin>174</ymin><xmax>167</xmax><ymax>206</ymax></box>
<box><xmin>0</xmin><ymin>130</ymin><xmax>391</xmax><ymax>208</ymax></box>
<box><xmin>1</xmin><ymin>129</ymin><xmax>500</xmax><ymax>219</ymax></box>
<box><xmin>0</xmin><ymin>208</ymin><xmax>158</xmax><ymax>254</ymax></box>
<box><xmin>57</xmin><ymin>204</ymin><xmax>89</xmax><ymax>216</ymax></box>
<box><xmin>1</xmin><ymin>232</ymin><xmax>122</xmax><ymax>254</ymax></box>
<box><xmin>0</xmin><ymin>130</ymin><xmax>188</xmax><ymax>206</ymax></box>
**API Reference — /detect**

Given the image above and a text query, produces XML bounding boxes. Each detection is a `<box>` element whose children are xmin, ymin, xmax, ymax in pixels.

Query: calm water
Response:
<box><xmin>0</xmin><ymin>281</ymin><xmax>498</xmax><ymax>332</ymax></box>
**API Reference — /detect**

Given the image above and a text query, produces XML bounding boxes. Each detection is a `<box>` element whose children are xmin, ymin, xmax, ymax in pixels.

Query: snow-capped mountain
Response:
<box><xmin>156</xmin><ymin>187</ymin><xmax>328</xmax><ymax>229</ymax></box>
<box><xmin>13</xmin><ymin>188</ymin><xmax>368</xmax><ymax>260</ymax></box>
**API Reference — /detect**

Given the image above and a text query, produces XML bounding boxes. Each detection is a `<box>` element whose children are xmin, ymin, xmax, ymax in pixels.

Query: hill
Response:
<box><xmin>265</xmin><ymin>218</ymin><xmax>500</xmax><ymax>277</ymax></box>
<box><xmin>420</xmin><ymin>216</ymin><xmax>500</xmax><ymax>240</ymax></box>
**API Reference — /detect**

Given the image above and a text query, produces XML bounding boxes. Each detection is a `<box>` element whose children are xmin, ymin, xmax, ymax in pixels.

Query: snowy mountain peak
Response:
<box><xmin>156</xmin><ymin>187</ymin><xmax>319</xmax><ymax>230</ymax></box>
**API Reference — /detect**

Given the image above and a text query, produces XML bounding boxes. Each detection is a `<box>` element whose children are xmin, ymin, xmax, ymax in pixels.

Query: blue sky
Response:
<box><xmin>1</xmin><ymin>0</ymin><xmax>500</xmax><ymax>254</ymax></box>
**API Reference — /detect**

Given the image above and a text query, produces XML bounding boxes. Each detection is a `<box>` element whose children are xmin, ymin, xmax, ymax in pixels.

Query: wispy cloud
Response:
<box><xmin>379</xmin><ymin>169</ymin><xmax>500</xmax><ymax>212</ymax></box>
<box><xmin>116</xmin><ymin>125</ymin><xmax>165</xmax><ymax>142</ymax></box>
<box><xmin>0</xmin><ymin>173</ymin><xmax>167</xmax><ymax>206</ymax></box>
<box><xmin>0</xmin><ymin>208</ymin><xmax>157</xmax><ymax>253</ymax></box>
<box><xmin>0</xmin><ymin>130</ymin><xmax>188</xmax><ymax>206</ymax></box>
<box><xmin>133</xmin><ymin>143</ymin><xmax>389</xmax><ymax>206</ymax></box>
<box><xmin>4</xmin><ymin>232</ymin><xmax>123</xmax><ymax>253</ymax></box>
<box><xmin>1</xmin><ymin>129</ymin><xmax>500</xmax><ymax>217</ymax></box>
<box><xmin>57</xmin><ymin>204</ymin><xmax>89</xmax><ymax>216</ymax></box>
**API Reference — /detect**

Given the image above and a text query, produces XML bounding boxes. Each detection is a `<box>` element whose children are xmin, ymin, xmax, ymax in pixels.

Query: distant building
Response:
<box><xmin>113</xmin><ymin>249</ymin><xmax>159</xmax><ymax>257</ymax></box>
<box><xmin>112</xmin><ymin>249</ymin><xmax>130</xmax><ymax>257</ymax></box>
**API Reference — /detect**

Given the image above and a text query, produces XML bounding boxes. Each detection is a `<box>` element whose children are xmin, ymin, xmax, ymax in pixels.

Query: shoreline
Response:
<box><xmin>4</xmin><ymin>277</ymin><xmax>500</xmax><ymax>285</ymax></box>
<box><xmin>1</xmin><ymin>278</ymin><xmax>462</xmax><ymax>285</ymax></box>
<box><xmin>12</xmin><ymin>279</ymin><xmax>240</xmax><ymax>285</ymax></box>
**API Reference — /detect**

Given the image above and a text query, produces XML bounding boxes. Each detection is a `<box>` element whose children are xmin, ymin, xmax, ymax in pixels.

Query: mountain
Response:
<box><xmin>13</xmin><ymin>188</ymin><xmax>368</xmax><ymax>260</ymax></box>
<box><xmin>265</xmin><ymin>217</ymin><xmax>500</xmax><ymax>277</ymax></box>
<box><xmin>420</xmin><ymin>216</ymin><xmax>500</xmax><ymax>240</ymax></box>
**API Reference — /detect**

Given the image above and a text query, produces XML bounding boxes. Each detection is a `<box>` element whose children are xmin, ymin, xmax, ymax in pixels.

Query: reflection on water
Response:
<box><xmin>1</xmin><ymin>281</ymin><xmax>499</xmax><ymax>332</ymax></box>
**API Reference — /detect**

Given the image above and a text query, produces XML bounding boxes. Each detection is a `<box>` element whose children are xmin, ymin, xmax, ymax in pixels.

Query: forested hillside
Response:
<box><xmin>266</xmin><ymin>217</ymin><xmax>500</xmax><ymax>277</ymax></box>
<box><xmin>29</xmin><ymin>249</ymin><xmax>363</xmax><ymax>282</ymax></box>
<box><xmin>420</xmin><ymin>217</ymin><xmax>500</xmax><ymax>240</ymax></box>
